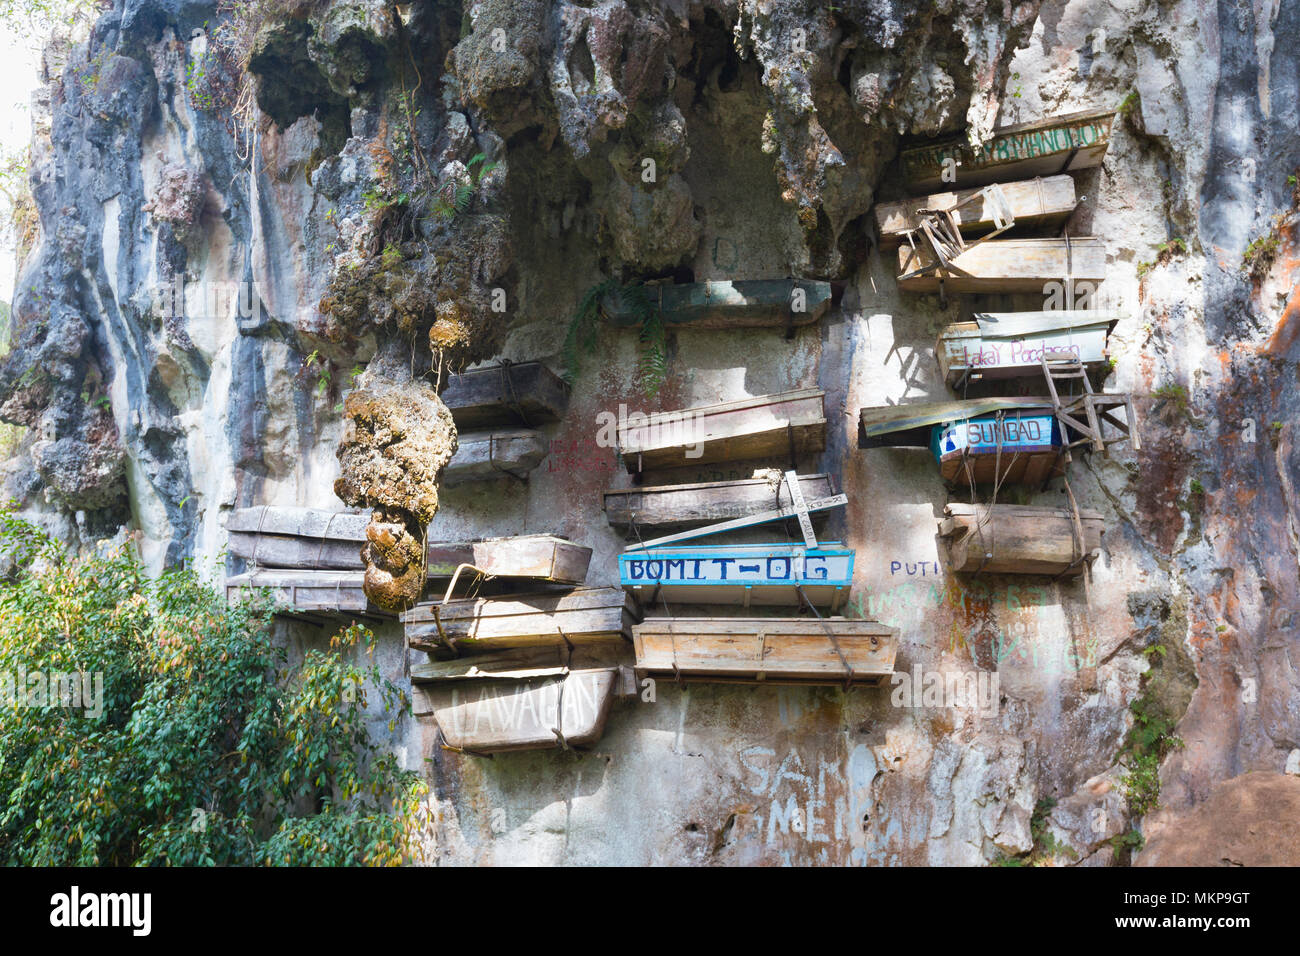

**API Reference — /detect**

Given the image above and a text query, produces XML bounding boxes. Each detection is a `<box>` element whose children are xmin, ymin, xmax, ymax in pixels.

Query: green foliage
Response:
<box><xmin>1242</xmin><ymin>225</ymin><xmax>1281</xmax><ymax>279</ymax></box>
<box><xmin>304</xmin><ymin>350</ymin><xmax>331</xmax><ymax>396</ymax></box>
<box><xmin>1152</xmin><ymin>382</ymin><xmax>1190</xmax><ymax>416</ymax></box>
<box><xmin>431</xmin><ymin>153</ymin><xmax>498</xmax><ymax>221</ymax></box>
<box><xmin>1188</xmin><ymin>477</ymin><xmax>1204</xmax><ymax>495</ymax></box>
<box><xmin>1108</xmin><ymin>828</ymin><xmax>1145</xmax><ymax>856</ymax></box>
<box><xmin>380</xmin><ymin>243</ymin><xmax>403</xmax><ymax>269</ymax></box>
<box><xmin>0</xmin><ymin>512</ymin><xmax>428</xmax><ymax>866</ymax></box>
<box><xmin>1118</xmin><ymin>683</ymin><xmax>1185</xmax><ymax>820</ymax></box>
<box><xmin>563</xmin><ymin>279</ymin><xmax>666</xmax><ymax>397</ymax></box>
<box><xmin>991</xmin><ymin>796</ymin><xmax>1078</xmax><ymax>866</ymax></box>
<box><xmin>0</xmin><ymin>0</ymin><xmax>97</xmax><ymax>36</ymax></box>
<box><xmin>1118</xmin><ymin>90</ymin><xmax>1140</xmax><ymax>116</ymax></box>
<box><xmin>1136</xmin><ymin>238</ymin><xmax>1187</xmax><ymax>278</ymax></box>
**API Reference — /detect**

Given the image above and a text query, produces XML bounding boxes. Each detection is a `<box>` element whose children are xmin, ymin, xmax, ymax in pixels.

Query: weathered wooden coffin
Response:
<box><xmin>938</xmin><ymin>503</ymin><xmax>1104</xmax><ymax>576</ymax></box>
<box><xmin>603</xmin><ymin>279</ymin><xmax>831</xmax><ymax>329</ymax></box>
<box><xmin>416</xmin><ymin>668</ymin><xmax>619</xmax><ymax>753</ymax></box>
<box><xmin>439</xmin><ymin>362</ymin><xmax>570</xmax><ymax>430</ymax></box>
<box><xmin>227</xmin><ymin>508</ymin><xmax>587</xmax><ymax>582</ymax></box>
<box><xmin>897</xmin><ymin>237</ymin><xmax>1107</xmax><ymax>293</ymax></box>
<box><xmin>224</xmin><ymin>569</ymin><xmax>387</xmax><ymax>618</ymax></box>
<box><xmin>443</xmin><ymin>429</ymin><xmax>549</xmax><ymax>484</ymax></box>
<box><xmin>936</xmin><ymin>311</ymin><xmax>1121</xmax><ymax>386</ymax></box>
<box><xmin>859</xmin><ymin>396</ymin><xmax>1060</xmax><ymax>448</ymax></box>
<box><xmin>402</xmin><ymin>587</ymin><xmax>639</xmax><ymax>653</ymax></box>
<box><xmin>454</xmin><ymin>535</ymin><xmax>591</xmax><ymax>584</ymax></box>
<box><xmin>227</xmin><ymin>507</ymin><xmax>369</xmax><ymax>570</ymax></box>
<box><xmin>618</xmin><ymin>388</ymin><xmax>826</xmax><ymax>472</ymax></box>
<box><xmin>633</xmin><ymin>618</ymin><xmax>898</xmax><ymax>686</ymax></box>
<box><xmin>603</xmin><ymin>473</ymin><xmax>837</xmax><ymax>533</ymax></box>
<box><xmin>931</xmin><ymin>413</ymin><xmax>1066</xmax><ymax>485</ymax></box>
<box><xmin>875</xmin><ymin>175</ymin><xmax>1077</xmax><ymax>248</ymax></box>
<box><xmin>620</xmin><ymin>543</ymin><xmax>854</xmax><ymax>610</ymax></box>
<box><xmin>900</xmin><ymin>108</ymin><xmax>1116</xmax><ymax>192</ymax></box>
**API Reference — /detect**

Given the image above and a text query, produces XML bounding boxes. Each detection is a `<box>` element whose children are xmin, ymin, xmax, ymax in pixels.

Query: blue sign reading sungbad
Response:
<box><xmin>619</xmin><ymin>543</ymin><xmax>855</xmax><ymax>589</ymax></box>
<box><xmin>930</xmin><ymin>415</ymin><xmax>1060</xmax><ymax>462</ymax></box>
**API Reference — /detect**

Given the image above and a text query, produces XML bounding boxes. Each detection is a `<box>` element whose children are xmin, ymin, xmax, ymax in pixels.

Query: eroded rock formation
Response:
<box><xmin>0</xmin><ymin>0</ymin><xmax>1297</xmax><ymax>866</ymax></box>
<box><xmin>334</xmin><ymin>376</ymin><xmax>456</xmax><ymax>610</ymax></box>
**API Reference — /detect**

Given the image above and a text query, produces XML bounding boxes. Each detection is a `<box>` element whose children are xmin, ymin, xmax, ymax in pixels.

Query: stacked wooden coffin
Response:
<box><xmin>595</xmin><ymin>391</ymin><xmax>896</xmax><ymax>685</ymax></box>
<box><xmin>881</xmin><ymin>108</ymin><xmax>1115</xmax><ymax>295</ymax></box>
<box><xmin>601</xmin><ymin>279</ymin><xmax>832</xmax><ymax>331</ymax></box>
<box><xmin>401</xmin><ymin>586</ymin><xmax>636</xmax><ymax>754</ymax></box>
<box><xmin>225</xmin><ymin>504</ymin><xmax>591</xmax><ymax>611</ymax></box>
<box><xmin>855</xmin><ymin>106</ymin><xmax>1139</xmax><ymax>576</ymax></box>
<box><xmin>439</xmin><ymin>361</ymin><xmax>569</xmax><ymax>483</ymax></box>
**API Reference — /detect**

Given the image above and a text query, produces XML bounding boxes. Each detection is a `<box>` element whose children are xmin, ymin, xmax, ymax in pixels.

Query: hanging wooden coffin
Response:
<box><xmin>896</xmin><ymin>237</ymin><xmax>1107</xmax><ymax>293</ymax></box>
<box><xmin>443</xmin><ymin>429</ymin><xmax>549</xmax><ymax>484</ymax></box>
<box><xmin>930</xmin><ymin>413</ymin><xmax>1065</xmax><ymax>485</ymax></box>
<box><xmin>415</xmin><ymin>668</ymin><xmax>619</xmax><ymax>753</ymax></box>
<box><xmin>620</xmin><ymin>543</ymin><xmax>854</xmax><ymax>609</ymax></box>
<box><xmin>439</xmin><ymin>362</ymin><xmax>570</xmax><ymax>430</ymax></box>
<box><xmin>603</xmin><ymin>473</ymin><xmax>837</xmax><ymax>533</ymax></box>
<box><xmin>224</xmin><ymin>569</ymin><xmax>387</xmax><ymax>620</ymax></box>
<box><xmin>602</xmin><ymin>279</ymin><xmax>831</xmax><ymax>329</ymax></box>
<box><xmin>875</xmin><ymin>174</ymin><xmax>1077</xmax><ymax>248</ymax></box>
<box><xmin>226</xmin><ymin>507</ymin><xmax>369</xmax><ymax>570</ymax></box>
<box><xmin>938</xmin><ymin>503</ymin><xmax>1104</xmax><ymax>576</ymax></box>
<box><xmin>453</xmin><ymin>535</ymin><xmax>591</xmax><ymax>584</ymax></box>
<box><xmin>900</xmin><ymin>108</ymin><xmax>1116</xmax><ymax>192</ymax></box>
<box><xmin>633</xmin><ymin>618</ymin><xmax>898</xmax><ymax>686</ymax></box>
<box><xmin>936</xmin><ymin>311</ymin><xmax>1121</xmax><ymax>386</ymax></box>
<box><xmin>227</xmin><ymin>508</ymin><xmax>586</xmax><ymax>582</ymax></box>
<box><xmin>617</xmin><ymin>388</ymin><xmax>826</xmax><ymax>473</ymax></box>
<box><xmin>402</xmin><ymin>587</ymin><xmax>639</xmax><ymax>654</ymax></box>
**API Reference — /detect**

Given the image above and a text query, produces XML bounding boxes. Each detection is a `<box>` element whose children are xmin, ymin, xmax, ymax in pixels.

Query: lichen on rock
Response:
<box><xmin>333</xmin><ymin>376</ymin><xmax>457</xmax><ymax>611</ymax></box>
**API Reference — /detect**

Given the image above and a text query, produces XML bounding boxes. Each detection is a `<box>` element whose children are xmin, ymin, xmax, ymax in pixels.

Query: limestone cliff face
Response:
<box><xmin>1</xmin><ymin>0</ymin><xmax>1297</xmax><ymax>865</ymax></box>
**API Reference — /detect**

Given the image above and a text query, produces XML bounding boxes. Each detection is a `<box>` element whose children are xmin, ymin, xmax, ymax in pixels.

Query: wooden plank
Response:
<box><xmin>875</xmin><ymin>175</ymin><xmax>1077</xmax><ymax>248</ymax></box>
<box><xmin>621</xmin><ymin>543</ymin><xmax>854</xmax><ymax>609</ymax></box>
<box><xmin>402</xmin><ymin>587</ymin><xmax>638</xmax><ymax>652</ymax></box>
<box><xmin>897</xmin><ymin>237</ymin><xmax>1107</xmax><ymax>293</ymax></box>
<box><xmin>421</xmin><ymin>669</ymin><xmax>618</xmax><ymax>752</ymax></box>
<box><xmin>939</xmin><ymin>503</ymin><xmax>1104</xmax><ymax>575</ymax></box>
<box><xmin>618</xmin><ymin>388</ymin><xmax>826</xmax><ymax>472</ymax></box>
<box><xmin>602</xmin><ymin>279</ymin><xmax>831</xmax><ymax>329</ymax></box>
<box><xmin>440</xmin><ymin>362</ymin><xmax>570</xmax><ymax>430</ymax></box>
<box><xmin>444</xmin><ymin>429</ymin><xmax>548</xmax><ymax>484</ymax></box>
<box><xmin>900</xmin><ymin>108</ymin><xmax>1116</xmax><ymax>192</ymax></box>
<box><xmin>937</xmin><ymin>311</ymin><xmax>1119</xmax><ymax>386</ymax></box>
<box><xmin>604</xmin><ymin>473</ymin><xmax>836</xmax><ymax>531</ymax></box>
<box><xmin>622</xmin><ymin>494</ymin><xmax>847</xmax><ymax>551</ymax></box>
<box><xmin>633</xmin><ymin>617</ymin><xmax>898</xmax><ymax>685</ymax></box>
<box><xmin>224</xmin><ymin>569</ymin><xmax>388</xmax><ymax>618</ymax></box>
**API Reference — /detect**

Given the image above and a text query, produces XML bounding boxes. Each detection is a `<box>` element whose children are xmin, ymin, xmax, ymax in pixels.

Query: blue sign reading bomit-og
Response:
<box><xmin>619</xmin><ymin>543</ymin><xmax>854</xmax><ymax>609</ymax></box>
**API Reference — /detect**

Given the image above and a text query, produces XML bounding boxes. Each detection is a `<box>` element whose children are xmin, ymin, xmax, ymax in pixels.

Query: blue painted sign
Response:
<box><xmin>930</xmin><ymin>415</ymin><xmax>1060</xmax><ymax>463</ymax></box>
<box><xmin>621</xmin><ymin>543</ymin><xmax>853</xmax><ymax>588</ymax></box>
<box><xmin>619</xmin><ymin>543</ymin><xmax>854</xmax><ymax>608</ymax></box>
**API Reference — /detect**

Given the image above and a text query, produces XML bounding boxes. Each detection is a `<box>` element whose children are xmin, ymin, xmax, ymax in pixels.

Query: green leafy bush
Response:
<box><xmin>0</xmin><ymin>512</ymin><xmax>428</xmax><ymax>866</ymax></box>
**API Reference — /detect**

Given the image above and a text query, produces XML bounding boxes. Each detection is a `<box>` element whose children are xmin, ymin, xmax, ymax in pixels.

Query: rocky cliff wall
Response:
<box><xmin>1</xmin><ymin>0</ymin><xmax>1297</xmax><ymax>865</ymax></box>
